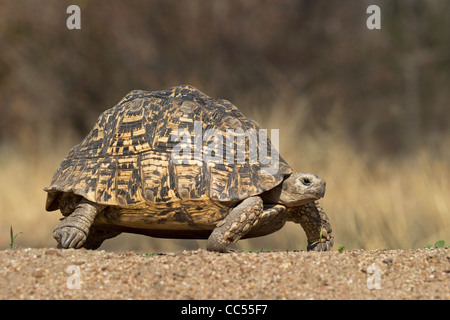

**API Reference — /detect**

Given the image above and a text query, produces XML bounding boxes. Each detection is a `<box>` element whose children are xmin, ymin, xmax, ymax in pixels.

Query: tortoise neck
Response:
<box><xmin>259</xmin><ymin>183</ymin><xmax>283</xmax><ymax>204</ymax></box>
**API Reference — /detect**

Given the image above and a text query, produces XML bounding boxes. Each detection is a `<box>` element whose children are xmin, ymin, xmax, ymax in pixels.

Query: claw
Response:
<box><xmin>54</xmin><ymin>227</ymin><xmax>87</xmax><ymax>249</ymax></box>
<box><xmin>307</xmin><ymin>238</ymin><xmax>334</xmax><ymax>252</ymax></box>
<box><xmin>53</xmin><ymin>231</ymin><xmax>62</xmax><ymax>244</ymax></box>
<box><xmin>72</xmin><ymin>233</ymin><xmax>85</xmax><ymax>249</ymax></box>
<box><xmin>61</xmin><ymin>231</ymin><xmax>76</xmax><ymax>248</ymax></box>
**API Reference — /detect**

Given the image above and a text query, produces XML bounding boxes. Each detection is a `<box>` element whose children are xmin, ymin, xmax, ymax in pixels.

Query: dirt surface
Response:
<box><xmin>0</xmin><ymin>247</ymin><xmax>448</xmax><ymax>300</ymax></box>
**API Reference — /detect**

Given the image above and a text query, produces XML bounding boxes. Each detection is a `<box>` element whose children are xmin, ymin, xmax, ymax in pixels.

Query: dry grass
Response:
<box><xmin>0</xmin><ymin>102</ymin><xmax>449</xmax><ymax>252</ymax></box>
<box><xmin>247</xmin><ymin>101</ymin><xmax>450</xmax><ymax>251</ymax></box>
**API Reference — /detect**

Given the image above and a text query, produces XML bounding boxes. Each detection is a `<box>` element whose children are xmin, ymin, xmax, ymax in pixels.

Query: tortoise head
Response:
<box><xmin>278</xmin><ymin>173</ymin><xmax>326</xmax><ymax>207</ymax></box>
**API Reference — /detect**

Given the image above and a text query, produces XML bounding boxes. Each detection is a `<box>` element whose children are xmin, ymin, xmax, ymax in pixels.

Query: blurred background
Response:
<box><xmin>0</xmin><ymin>0</ymin><xmax>449</xmax><ymax>252</ymax></box>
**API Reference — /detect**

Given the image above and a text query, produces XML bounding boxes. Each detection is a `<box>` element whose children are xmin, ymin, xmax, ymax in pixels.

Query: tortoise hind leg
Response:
<box><xmin>206</xmin><ymin>196</ymin><xmax>264</xmax><ymax>252</ymax></box>
<box><xmin>53</xmin><ymin>199</ymin><xmax>103</xmax><ymax>249</ymax></box>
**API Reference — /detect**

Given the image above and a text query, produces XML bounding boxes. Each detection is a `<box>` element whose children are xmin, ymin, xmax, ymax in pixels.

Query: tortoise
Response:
<box><xmin>44</xmin><ymin>85</ymin><xmax>333</xmax><ymax>252</ymax></box>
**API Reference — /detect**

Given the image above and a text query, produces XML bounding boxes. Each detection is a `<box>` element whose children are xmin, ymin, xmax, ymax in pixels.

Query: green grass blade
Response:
<box><xmin>434</xmin><ymin>240</ymin><xmax>445</xmax><ymax>248</ymax></box>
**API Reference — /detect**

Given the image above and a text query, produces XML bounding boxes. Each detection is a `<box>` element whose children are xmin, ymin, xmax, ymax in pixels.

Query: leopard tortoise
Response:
<box><xmin>44</xmin><ymin>85</ymin><xmax>333</xmax><ymax>252</ymax></box>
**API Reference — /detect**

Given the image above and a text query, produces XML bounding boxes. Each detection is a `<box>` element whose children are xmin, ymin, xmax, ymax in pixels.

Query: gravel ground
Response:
<box><xmin>0</xmin><ymin>247</ymin><xmax>448</xmax><ymax>300</ymax></box>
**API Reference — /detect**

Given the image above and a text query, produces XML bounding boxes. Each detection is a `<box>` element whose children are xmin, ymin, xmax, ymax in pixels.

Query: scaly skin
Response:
<box><xmin>288</xmin><ymin>201</ymin><xmax>334</xmax><ymax>251</ymax></box>
<box><xmin>207</xmin><ymin>196</ymin><xmax>264</xmax><ymax>252</ymax></box>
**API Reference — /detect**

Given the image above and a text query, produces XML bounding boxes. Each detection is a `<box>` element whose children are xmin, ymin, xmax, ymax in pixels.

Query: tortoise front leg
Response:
<box><xmin>288</xmin><ymin>201</ymin><xmax>334</xmax><ymax>251</ymax></box>
<box><xmin>53</xmin><ymin>198</ymin><xmax>103</xmax><ymax>249</ymax></box>
<box><xmin>207</xmin><ymin>196</ymin><xmax>264</xmax><ymax>252</ymax></box>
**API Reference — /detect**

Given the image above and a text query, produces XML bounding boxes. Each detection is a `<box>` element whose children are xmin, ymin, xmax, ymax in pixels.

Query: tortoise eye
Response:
<box><xmin>301</xmin><ymin>178</ymin><xmax>311</xmax><ymax>186</ymax></box>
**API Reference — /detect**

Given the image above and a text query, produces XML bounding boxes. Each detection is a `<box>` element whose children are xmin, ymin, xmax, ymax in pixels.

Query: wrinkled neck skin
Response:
<box><xmin>260</xmin><ymin>178</ymin><xmax>322</xmax><ymax>224</ymax></box>
<box><xmin>260</xmin><ymin>182</ymin><xmax>320</xmax><ymax>208</ymax></box>
<box><xmin>259</xmin><ymin>184</ymin><xmax>283</xmax><ymax>204</ymax></box>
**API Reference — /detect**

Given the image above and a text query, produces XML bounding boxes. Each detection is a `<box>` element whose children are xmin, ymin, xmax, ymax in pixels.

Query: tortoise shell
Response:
<box><xmin>45</xmin><ymin>85</ymin><xmax>292</xmax><ymax>214</ymax></box>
